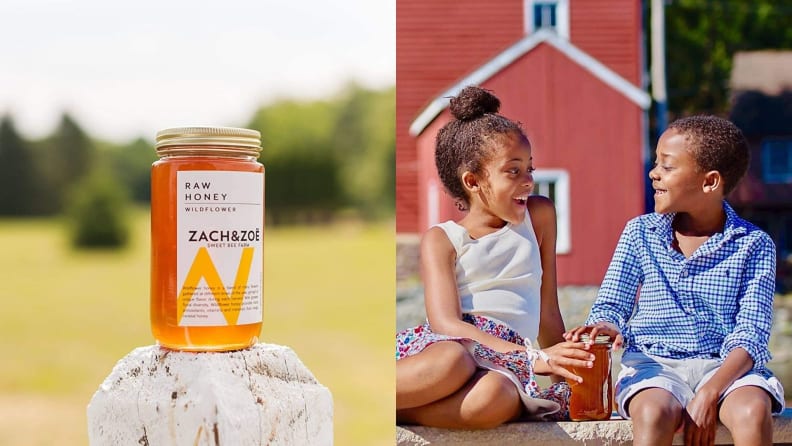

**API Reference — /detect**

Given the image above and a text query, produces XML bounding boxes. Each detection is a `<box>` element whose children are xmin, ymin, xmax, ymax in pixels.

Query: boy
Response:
<box><xmin>566</xmin><ymin>116</ymin><xmax>785</xmax><ymax>446</ymax></box>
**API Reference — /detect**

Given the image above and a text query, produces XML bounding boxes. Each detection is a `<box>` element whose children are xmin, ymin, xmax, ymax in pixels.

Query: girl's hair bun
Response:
<box><xmin>449</xmin><ymin>86</ymin><xmax>501</xmax><ymax>121</ymax></box>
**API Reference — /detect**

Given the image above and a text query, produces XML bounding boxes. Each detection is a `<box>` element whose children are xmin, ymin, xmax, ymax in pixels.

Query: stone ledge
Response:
<box><xmin>397</xmin><ymin>409</ymin><xmax>792</xmax><ymax>445</ymax></box>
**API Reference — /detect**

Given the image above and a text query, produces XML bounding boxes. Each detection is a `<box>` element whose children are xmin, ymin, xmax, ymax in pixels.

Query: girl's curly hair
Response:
<box><xmin>435</xmin><ymin>86</ymin><xmax>528</xmax><ymax>210</ymax></box>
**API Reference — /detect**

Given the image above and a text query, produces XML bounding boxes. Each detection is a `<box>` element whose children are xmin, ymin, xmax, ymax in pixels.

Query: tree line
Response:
<box><xmin>0</xmin><ymin>83</ymin><xmax>395</xmax><ymax>230</ymax></box>
<box><xmin>655</xmin><ymin>0</ymin><xmax>792</xmax><ymax>121</ymax></box>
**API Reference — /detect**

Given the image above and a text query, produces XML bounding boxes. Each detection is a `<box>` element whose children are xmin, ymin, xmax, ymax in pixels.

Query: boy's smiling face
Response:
<box><xmin>649</xmin><ymin>129</ymin><xmax>713</xmax><ymax>214</ymax></box>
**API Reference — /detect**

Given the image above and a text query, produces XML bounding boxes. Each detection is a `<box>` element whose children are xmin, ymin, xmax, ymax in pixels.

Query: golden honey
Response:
<box><xmin>150</xmin><ymin>127</ymin><xmax>264</xmax><ymax>351</ymax></box>
<box><xmin>567</xmin><ymin>334</ymin><xmax>613</xmax><ymax>421</ymax></box>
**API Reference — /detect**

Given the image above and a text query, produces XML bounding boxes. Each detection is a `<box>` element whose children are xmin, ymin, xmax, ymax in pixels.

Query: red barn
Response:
<box><xmin>397</xmin><ymin>0</ymin><xmax>651</xmax><ymax>285</ymax></box>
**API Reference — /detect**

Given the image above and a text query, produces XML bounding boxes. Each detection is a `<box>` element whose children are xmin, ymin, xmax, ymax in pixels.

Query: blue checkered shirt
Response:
<box><xmin>586</xmin><ymin>201</ymin><xmax>776</xmax><ymax>372</ymax></box>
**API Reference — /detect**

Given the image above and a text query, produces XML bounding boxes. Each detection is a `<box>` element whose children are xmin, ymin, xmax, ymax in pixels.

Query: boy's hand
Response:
<box><xmin>684</xmin><ymin>386</ymin><xmax>719</xmax><ymax>446</ymax></box>
<box><xmin>563</xmin><ymin>322</ymin><xmax>624</xmax><ymax>350</ymax></box>
<box><xmin>532</xmin><ymin>341</ymin><xmax>595</xmax><ymax>383</ymax></box>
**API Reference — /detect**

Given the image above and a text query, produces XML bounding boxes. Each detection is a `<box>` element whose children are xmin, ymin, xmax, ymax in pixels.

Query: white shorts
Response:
<box><xmin>615</xmin><ymin>351</ymin><xmax>786</xmax><ymax>419</ymax></box>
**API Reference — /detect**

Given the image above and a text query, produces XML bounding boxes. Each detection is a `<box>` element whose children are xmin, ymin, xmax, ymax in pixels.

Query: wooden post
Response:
<box><xmin>88</xmin><ymin>344</ymin><xmax>332</xmax><ymax>445</ymax></box>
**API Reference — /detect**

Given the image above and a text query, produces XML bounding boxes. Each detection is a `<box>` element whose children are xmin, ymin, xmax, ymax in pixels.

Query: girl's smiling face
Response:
<box><xmin>474</xmin><ymin>133</ymin><xmax>535</xmax><ymax>225</ymax></box>
<box><xmin>649</xmin><ymin>129</ymin><xmax>708</xmax><ymax>214</ymax></box>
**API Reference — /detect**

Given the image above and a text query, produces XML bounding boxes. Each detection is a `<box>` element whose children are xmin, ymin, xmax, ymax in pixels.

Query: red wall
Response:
<box><xmin>571</xmin><ymin>0</ymin><xmax>643</xmax><ymax>85</ymax></box>
<box><xmin>416</xmin><ymin>43</ymin><xmax>645</xmax><ymax>285</ymax></box>
<box><xmin>397</xmin><ymin>0</ymin><xmax>644</xmax><ymax>234</ymax></box>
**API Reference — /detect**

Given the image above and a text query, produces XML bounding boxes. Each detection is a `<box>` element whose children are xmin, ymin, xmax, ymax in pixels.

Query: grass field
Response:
<box><xmin>0</xmin><ymin>210</ymin><xmax>394</xmax><ymax>445</ymax></box>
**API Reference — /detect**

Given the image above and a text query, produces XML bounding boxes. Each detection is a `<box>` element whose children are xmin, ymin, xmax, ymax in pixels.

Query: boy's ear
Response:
<box><xmin>702</xmin><ymin>170</ymin><xmax>722</xmax><ymax>194</ymax></box>
<box><xmin>461</xmin><ymin>171</ymin><xmax>479</xmax><ymax>192</ymax></box>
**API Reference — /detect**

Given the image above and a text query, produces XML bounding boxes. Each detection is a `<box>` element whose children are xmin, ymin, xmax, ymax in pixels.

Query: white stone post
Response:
<box><xmin>87</xmin><ymin>344</ymin><xmax>333</xmax><ymax>445</ymax></box>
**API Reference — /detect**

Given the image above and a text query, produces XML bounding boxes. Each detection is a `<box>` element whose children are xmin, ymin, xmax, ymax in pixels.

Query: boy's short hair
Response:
<box><xmin>667</xmin><ymin>115</ymin><xmax>749</xmax><ymax>195</ymax></box>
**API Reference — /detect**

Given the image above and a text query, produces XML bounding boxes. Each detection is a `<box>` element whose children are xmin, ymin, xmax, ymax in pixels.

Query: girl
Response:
<box><xmin>396</xmin><ymin>86</ymin><xmax>594</xmax><ymax>429</ymax></box>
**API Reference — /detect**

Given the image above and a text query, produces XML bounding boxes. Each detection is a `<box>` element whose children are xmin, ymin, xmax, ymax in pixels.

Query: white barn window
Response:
<box><xmin>532</xmin><ymin>169</ymin><xmax>571</xmax><ymax>254</ymax></box>
<box><xmin>524</xmin><ymin>0</ymin><xmax>570</xmax><ymax>39</ymax></box>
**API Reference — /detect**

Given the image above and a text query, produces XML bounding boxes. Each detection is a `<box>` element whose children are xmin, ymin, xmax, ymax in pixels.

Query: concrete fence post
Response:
<box><xmin>87</xmin><ymin>344</ymin><xmax>333</xmax><ymax>445</ymax></box>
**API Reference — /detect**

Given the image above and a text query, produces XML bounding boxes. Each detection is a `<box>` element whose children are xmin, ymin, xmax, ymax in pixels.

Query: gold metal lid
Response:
<box><xmin>155</xmin><ymin>126</ymin><xmax>262</xmax><ymax>152</ymax></box>
<box><xmin>581</xmin><ymin>334</ymin><xmax>612</xmax><ymax>344</ymax></box>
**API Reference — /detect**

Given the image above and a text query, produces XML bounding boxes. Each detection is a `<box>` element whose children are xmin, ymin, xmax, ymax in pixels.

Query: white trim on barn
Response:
<box><xmin>409</xmin><ymin>29</ymin><xmax>651</xmax><ymax>136</ymax></box>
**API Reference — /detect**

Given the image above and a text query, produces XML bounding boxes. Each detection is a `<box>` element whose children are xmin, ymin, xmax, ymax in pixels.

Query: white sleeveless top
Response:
<box><xmin>434</xmin><ymin>211</ymin><xmax>543</xmax><ymax>341</ymax></box>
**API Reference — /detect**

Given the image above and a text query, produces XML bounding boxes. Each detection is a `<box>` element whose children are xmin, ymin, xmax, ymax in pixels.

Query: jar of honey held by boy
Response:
<box><xmin>567</xmin><ymin>334</ymin><xmax>613</xmax><ymax>421</ymax></box>
<box><xmin>151</xmin><ymin>127</ymin><xmax>264</xmax><ymax>351</ymax></box>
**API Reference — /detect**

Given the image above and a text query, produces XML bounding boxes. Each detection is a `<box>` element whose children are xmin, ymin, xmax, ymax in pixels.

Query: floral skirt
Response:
<box><xmin>396</xmin><ymin>314</ymin><xmax>570</xmax><ymax>421</ymax></box>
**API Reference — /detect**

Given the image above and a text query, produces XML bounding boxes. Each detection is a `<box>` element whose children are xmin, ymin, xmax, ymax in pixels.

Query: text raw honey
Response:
<box><xmin>567</xmin><ymin>334</ymin><xmax>613</xmax><ymax>421</ymax></box>
<box><xmin>151</xmin><ymin>127</ymin><xmax>264</xmax><ymax>351</ymax></box>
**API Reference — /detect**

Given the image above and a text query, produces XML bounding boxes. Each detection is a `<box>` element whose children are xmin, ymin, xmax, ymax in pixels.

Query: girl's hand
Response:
<box><xmin>564</xmin><ymin>322</ymin><xmax>624</xmax><ymax>350</ymax></box>
<box><xmin>532</xmin><ymin>341</ymin><xmax>594</xmax><ymax>383</ymax></box>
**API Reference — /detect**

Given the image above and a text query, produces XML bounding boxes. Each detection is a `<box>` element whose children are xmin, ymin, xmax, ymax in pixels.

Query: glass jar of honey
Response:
<box><xmin>567</xmin><ymin>334</ymin><xmax>613</xmax><ymax>421</ymax></box>
<box><xmin>150</xmin><ymin>126</ymin><xmax>264</xmax><ymax>351</ymax></box>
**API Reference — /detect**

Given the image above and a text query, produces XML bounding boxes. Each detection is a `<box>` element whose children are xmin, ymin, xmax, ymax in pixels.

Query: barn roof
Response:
<box><xmin>409</xmin><ymin>29</ymin><xmax>651</xmax><ymax>136</ymax></box>
<box><xmin>730</xmin><ymin>50</ymin><xmax>792</xmax><ymax>95</ymax></box>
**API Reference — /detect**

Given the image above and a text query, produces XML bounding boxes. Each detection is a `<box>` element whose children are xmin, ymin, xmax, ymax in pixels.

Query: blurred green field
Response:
<box><xmin>0</xmin><ymin>210</ymin><xmax>394</xmax><ymax>445</ymax></box>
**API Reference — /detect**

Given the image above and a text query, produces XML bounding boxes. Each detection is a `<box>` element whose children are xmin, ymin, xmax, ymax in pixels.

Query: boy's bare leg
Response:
<box><xmin>718</xmin><ymin>386</ymin><xmax>772</xmax><ymax>446</ymax></box>
<box><xmin>397</xmin><ymin>370</ymin><xmax>522</xmax><ymax>429</ymax></box>
<box><xmin>628</xmin><ymin>388</ymin><xmax>683</xmax><ymax>446</ymax></box>
<box><xmin>396</xmin><ymin>341</ymin><xmax>477</xmax><ymax>409</ymax></box>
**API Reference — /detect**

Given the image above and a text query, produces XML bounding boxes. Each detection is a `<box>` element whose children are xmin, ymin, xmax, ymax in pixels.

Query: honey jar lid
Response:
<box><xmin>580</xmin><ymin>334</ymin><xmax>612</xmax><ymax>344</ymax></box>
<box><xmin>155</xmin><ymin>126</ymin><xmax>262</xmax><ymax>152</ymax></box>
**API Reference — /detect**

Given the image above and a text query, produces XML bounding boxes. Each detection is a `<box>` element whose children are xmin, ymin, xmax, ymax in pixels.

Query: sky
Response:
<box><xmin>0</xmin><ymin>0</ymin><xmax>395</xmax><ymax>143</ymax></box>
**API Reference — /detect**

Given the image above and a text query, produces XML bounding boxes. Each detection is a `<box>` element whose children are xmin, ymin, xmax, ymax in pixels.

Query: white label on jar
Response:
<box><xmin>176</xmin><ymin>170</ymin><xmax>263</xmax><ymax>327</ymax></box>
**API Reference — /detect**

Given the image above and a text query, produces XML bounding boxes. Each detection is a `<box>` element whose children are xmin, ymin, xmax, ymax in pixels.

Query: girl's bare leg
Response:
<box><xmin>396</xmin><ymin>341</ymin><xmax>477</xmax><ymax>410</ymax></box>
<box><xmin>628</xmin><ymin>388</ymin><xmax>683</xmax><ymax>446</ymax></box>
<box><xmin>719</xmin><ymin>386</ymin><xmax>772</xmax><ymax>446</ymax></box>
<box><xmin>398</xmin><ymin>370</ymin><xmax>522</xmax><ymax>429</ymax></box>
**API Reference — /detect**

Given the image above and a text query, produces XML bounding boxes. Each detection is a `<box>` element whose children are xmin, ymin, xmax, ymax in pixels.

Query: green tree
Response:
<box><xmin>247</xmin><ymin>85</ymin><xmax>396</xmax><ymax>223</ymax></box>
<box><xmin>662</xmin><ymin>0</ymin><xmax>792</xmax><ymax>119</ymax></box>
<box><xmin>66</xmin><ymin>168</ymin><xmax>130</xmax><ymax>249</ymax></box>
<box><xmin>0</xmin><ymin>116</ymin><xmax>40</xmax><ymax>215</ymax></box>
<box><xmin>331</xmin><ymin>84</ymin><xmax>395</xmax><ymax>218</ymax></box>
<box><xmin>247</xmin><ymin>98</ymin><xmax>343</xmax><ymax>224</ymax></box>
<box><xmin>38</xmin><ymin>113</ymin><xmax>96</xmax><ymax>212</ymax></box>
<box><xmin>105</xmin><ymin>137</ymin><xmax>157</xmax><ymax>203</ymax></box>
